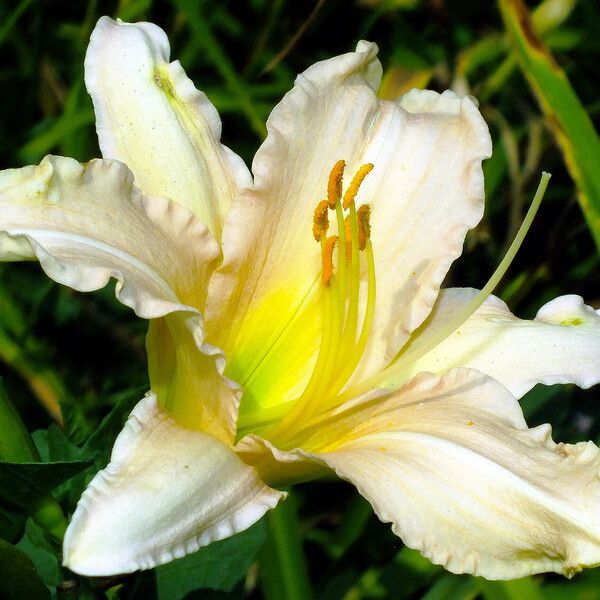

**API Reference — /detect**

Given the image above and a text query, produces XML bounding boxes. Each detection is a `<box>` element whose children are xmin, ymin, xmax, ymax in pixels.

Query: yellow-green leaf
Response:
<box><xmin>499</xmin><ymin>0</ymin><xmax>600</xmax><ymax>252</ymax></box>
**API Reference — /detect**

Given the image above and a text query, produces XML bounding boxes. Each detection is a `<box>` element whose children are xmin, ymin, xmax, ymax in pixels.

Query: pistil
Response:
<box><xmin>335</xmin><ymin>171</ymin><xmax>552</xmax><ymax>404</ymax></box>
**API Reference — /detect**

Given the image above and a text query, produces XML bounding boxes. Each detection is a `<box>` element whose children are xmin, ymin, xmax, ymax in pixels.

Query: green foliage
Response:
<box><xmin>17</xmin><ymin>519</ymin><xmax>62</xmax><ymax>589</ymax></box>
<box><xmin>0</xmin><ymin>0</ymin><xmax>598</xmax><ymax>598</ymax></box>
<box><xmin>0</xmin><ymin>538</ymin><xmax>51</xmax><ymax>600</ymax></box>
<box><xmin>155</xmin><ymin>520</ymin><xmax>267</xmax><ymax>596</ymax></box>
<box><xmin>500</xmin><ymin>0</ymin><xmax>600</xmax><ymax>251</ymax></box>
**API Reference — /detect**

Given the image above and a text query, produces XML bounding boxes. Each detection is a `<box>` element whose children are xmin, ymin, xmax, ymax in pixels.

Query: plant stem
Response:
<box><xmin>258</xmin><ymin>492</ymin><xmax>313</xmax><ymax>600</ymax></box>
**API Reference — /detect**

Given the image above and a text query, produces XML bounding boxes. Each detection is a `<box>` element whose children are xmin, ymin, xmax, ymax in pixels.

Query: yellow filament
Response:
<box><xmin>312</xmin><ymin>200</ymin><xmax>329</xmax><ymax>242</ymax></box>
<box><xmin>329</xmin><ymin>239</ymin><xmax>376</xmax><ymax>398</ymax></box>
<box><xmin>266</xmin><ymin>161</ymin><xmax>377</xmax><ymax>444</ymax></box>
<box><xmin>344</xmin><ymin>215</ymin><xmax>353</xmax><ymax>262</ymax></box>
<box><xmin>327</xmin><ymin>160</ymin><xmax>345</xmax><ymax>208</ymax></box>
<box><xmin>342</xmin><ymin>163</ymin><xmax>373</xmax><ymax>209</ymax></box>
<box><xmin>341</xmin><ymin>203</ymin><xmax>360</xmax><ymax>347</ymax></box>
<box><xmin>335</xmin><ymin>202</ymin><xmax>348</xmax><ymax>311</ymax></box>
<box><xmin>321</xmin><ymin>203</ymin><xmax>360</xmax><ymax>401</ymax></box>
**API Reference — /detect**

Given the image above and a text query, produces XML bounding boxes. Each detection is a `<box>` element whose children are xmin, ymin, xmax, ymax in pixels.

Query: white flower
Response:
<box><xmin>1</xmin><ymin>16</ymin><xmax>599</xmax><ymax>580</ymax></box>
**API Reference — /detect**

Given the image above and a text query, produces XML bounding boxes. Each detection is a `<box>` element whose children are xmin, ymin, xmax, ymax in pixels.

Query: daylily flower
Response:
<box><xmin>1</xmin><ymin>15</ymin><xmax>600</xmax><ymax>581</ymax></box>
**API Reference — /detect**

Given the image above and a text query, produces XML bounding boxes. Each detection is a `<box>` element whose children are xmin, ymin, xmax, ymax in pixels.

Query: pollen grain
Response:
<box><xmin>312</xmin><ymin>200</ymin><xmax>330</xmax><ymax>241</ymax></box>
<box><xmin>342</xmin><ymin>163</ymin><xmax>373</xmax><ymax>209</ymax></box>
<box><xmin>357</xmin><ymin>204</ymin><xmax>371</xmax><ymax>250</ymax></box>
<box><xmin>327</xmin><ymin>160</ymin><xmax>346</xmax><ymax>208</ymax></box>
<box><xmin>322</xmin><ymin>235</ymin><xmax>338</xmax><ymax>287</ymax></box>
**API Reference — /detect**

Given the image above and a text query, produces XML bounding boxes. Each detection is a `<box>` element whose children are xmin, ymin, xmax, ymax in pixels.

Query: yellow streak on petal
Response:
<box><xmin>561</xmin><ymin>317</ymin><xmax>583</xmax><ymax>326</ymax></box>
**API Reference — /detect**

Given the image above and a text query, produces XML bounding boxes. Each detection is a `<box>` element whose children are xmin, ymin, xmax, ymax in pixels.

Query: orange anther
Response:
<box><xmin>342</xmin><ymin>163</ymin><xmax>373</xmax><ymax>209</ymax></box>
<box><xmin>327</xmin><ymin>160</ymin><xmax>346</xmax><ymax>208</ymax></box>
<box><xmin>322</xmin><ymin>235</ymin><xmax>338</xmax><ymax>286</ymax></box>
<box><xmin>357</xmin><ymin>204</ymin><xmax>371</xmax><ymax>251</ymax></box>
<box><xmin>312</xmin><ymin>200</ymin><xmax>330</xmax><ymax>242</ymax></box>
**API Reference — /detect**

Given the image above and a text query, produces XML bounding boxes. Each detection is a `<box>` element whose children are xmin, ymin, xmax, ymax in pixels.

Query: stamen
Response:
<box><xmin>322</xmin><ymin>235</ymin><xmax>338</xmax><ymax>287</ymax></box>
<box><xmin>263</xmin><ymin>161</ymin><xmax>378</xmax><ymax>445</ymax></box>
<box><xmin>335</xmin><ymin>202</ymin><xmax>348</xmax><ymax>309</ymax></box>
<box><xmin>357</xmin><ymin>204</ymin><xmax>371</xmax><ymax>250</ymax></box>
<box><xmin>342</xmin><ymin>163</ymin><xmax>373</xmax><ymax>209</ymax></box>
<box><xmin>327</xmin><ymin>160</ymin><xmax>345</xmax><ymax>208</ymax></box>
<box><xmin>327</xmin><ymin>238</ymin><xmax>377</xmax><ymax>403</ymax></box>
<box><xmin>312</xmin><ymin>200</ymin><xmax>330</xmax><ymax>242</ymax></box>
<box><xmin>344</xmin><ymin>215</ymin><xmax>353</xmax><ymax>262</ymax></box>
<box><xmin>342</xmin><ymin>203</ymin><xmax>361</xmax><ymax>338</ymax></box>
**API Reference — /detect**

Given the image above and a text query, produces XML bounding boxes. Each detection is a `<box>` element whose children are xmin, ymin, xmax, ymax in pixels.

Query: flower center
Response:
<box><xmin>262</xmin><ymin>160</ymin><xmax>377</xmax><ymax>441</ymax></box>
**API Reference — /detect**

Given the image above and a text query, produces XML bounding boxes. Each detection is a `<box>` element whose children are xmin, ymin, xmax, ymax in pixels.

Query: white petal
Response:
<box><xmin>85</xmin><ymin>17</ymin><xmax>251</xmax><ymax>237</ymax></box>
<box><xmin>350</xmin><ymin>90</ymin><xmax>491</xmax><ymax>383</ymax></box>
<box><xmin>0</xmin><ymin>156</ymin><xmax>237</xmax><ymax>441</ymax></box>
<box><xmin>395</xmin><ymin>288</ymin><xmax>600</xmax><ymax>397</ymax></box>
<box><xmin>0</xmin><ymin>156</ymin><xmax>216</xmax><ymax>315</ymax></box>
<box><xmin>245</xmin><ymin>370</ymin><xmax>600</xmax><ymax>578</ymax></box>
<box><xmin>63</xmin><ymin>394</ymin><xmax>284</xmax><ymax>576</ymax></box>
<box><xmin>207</xmin><ymin>41</ymin><xmax>382</xmax><ymax>415</ymax></box>
<box><xmin>206</xmin><ymin>45</ymin><xmax>490</xmax><ymax>414</ymax></box>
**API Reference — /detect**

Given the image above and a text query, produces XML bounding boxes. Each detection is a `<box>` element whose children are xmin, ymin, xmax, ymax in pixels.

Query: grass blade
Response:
<box><xmin>499</xmin><ymin>0</ymin><xmax>600</xmax><ymax>252</ymax></box>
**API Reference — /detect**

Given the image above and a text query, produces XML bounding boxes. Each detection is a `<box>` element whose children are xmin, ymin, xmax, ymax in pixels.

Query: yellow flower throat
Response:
<box><xmin>260</xmin><ymin>160</ymin><xmax>377</xmax><ymax>439</ymax></box>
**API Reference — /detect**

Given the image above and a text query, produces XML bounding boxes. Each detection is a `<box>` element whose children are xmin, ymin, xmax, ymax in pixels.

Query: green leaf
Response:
<box><xmin>0</xmin><ymin>461</ymin><xmax>91</xmax><ymax>512</ymax></box>
<box><xmin>0</xmin><ymin>460</ymin><xmax>90</xmax><ymax>541</ymax></box>
<box><xmin>0</xmin><ymin>380</ymin><xmax>39</xmax><ymax>463</ymax></box>
<box><xmin>18</xmin><ymin>110</ymin><xmax>95</xmax><ymax>164</ymax></box>
<box><xmin>16</xmin><ymin>519</ymin><xmax>61</xmax><ymax>588</ymax></box>
<box><xmin>544</xmin><ymin>568</ymin><xmax>600</xmax><ymax>600</ymax></box>
<box><xmin>82</xmin><ymin>389</ymin><xmax>141</xmax><ymax>460</ymax></box>
<box><xmin>155</xmin><ymin>519</ymin><xmax>267</xmax><ymax>598</ymax></box>
<box><xmin>0</xmin><ymin>539</ymin><xmax>50</xmax><ymax>600</ymax></box>
<box><xmin>33</xmin><ymin>425</ymin><xmax>83</xmax><ymax>463</ymax></box>
<box><xmin>499</xmin><ymin>0</ymin><xmax>600</xmax><ymax>252</ymax></box>
<box><xmin>0</xmin><ymin>505</ymin><xmax>24</xmax><ymax>542</ymax></box>
<box><xmin>420</xmin><ymin>574</ymin><xmax>478</xmax><ymax>600</ymax></box>
<box><xmin>0</xmin><ymin>0</ymin><xmax>36</xmax><ymax>47</ymax></box>
<box><xmin>478</xmin><ymin>577</ymin><xmax>546</xmax><ymax>600</ymax></box>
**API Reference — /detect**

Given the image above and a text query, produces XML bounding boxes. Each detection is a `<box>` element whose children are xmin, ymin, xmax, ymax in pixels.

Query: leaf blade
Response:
<box><xmin>499</xmin><ymin>0</ymin><xmax>600</xmax><ymax>251</ymax></box>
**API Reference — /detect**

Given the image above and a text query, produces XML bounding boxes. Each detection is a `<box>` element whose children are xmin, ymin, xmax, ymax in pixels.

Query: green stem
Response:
<box><xmin>329</xmin><ymin>493</ymin><xmax>372</xmax><ymax>559</ymax></box>
<box><xmin>259</xmin><ymin>492</ymin><xmax>313</xmax><ymax>600</ymax></box>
